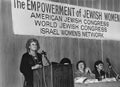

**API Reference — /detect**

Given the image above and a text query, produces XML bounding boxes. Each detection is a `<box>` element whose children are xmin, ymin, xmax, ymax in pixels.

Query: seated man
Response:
<box><xmin>92</xmin><ymin>60</ymin><xmax>106</xmax><ymax>81</ymax></box>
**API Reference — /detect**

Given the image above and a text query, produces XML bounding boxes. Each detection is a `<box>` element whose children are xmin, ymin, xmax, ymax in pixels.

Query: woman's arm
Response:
<box><xmin>31</xmin><ymin>64</ymin><xmax>42</xmax><ymax>70</ymax></box>
<box><xmin>85</xmin><ymin>67</ymin><xmax>92</xmax><ymax>74</ymax></box>
<box><xmin>85</xmin><ymin>67</ymin><xmax>95</xmax><ymax>78</ymax></box>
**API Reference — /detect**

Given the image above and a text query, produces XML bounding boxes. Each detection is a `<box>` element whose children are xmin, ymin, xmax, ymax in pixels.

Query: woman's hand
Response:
<box><xmin>85</xmin><ymin>67</ymin><xmax>92</xmax><ymax>74</ymax></box>
<box><xmin>32</xmin><ymin>64</ymin><xmax>42</xmax><ymax>70</ymax></box>
<box><xmin>85</xmin><ymin>67</ymin><xmax>95</xmax><ymax>79</ymax></box>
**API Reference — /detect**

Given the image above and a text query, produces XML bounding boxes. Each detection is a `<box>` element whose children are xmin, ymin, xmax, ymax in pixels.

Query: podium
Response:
<box><xmin>33</xmin><ymin>64</ymin><xmax>74</xmax><ymax>87</ymax></box>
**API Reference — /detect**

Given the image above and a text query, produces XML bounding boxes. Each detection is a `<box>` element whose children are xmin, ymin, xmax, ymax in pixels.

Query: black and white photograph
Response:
<box><xmin>0</xmin><ymin>0</ymin><xmax>120</xmax><ymax>87</ymax></box>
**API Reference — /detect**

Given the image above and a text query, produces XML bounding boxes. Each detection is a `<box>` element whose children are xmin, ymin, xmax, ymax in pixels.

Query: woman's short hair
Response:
<box><xmin>76</xmin><ymin>60</ymin><xmax>86</xmax><ymax>70</ymax></box>
<box><xmin>94</xmin><ymin>60</ymin><xmax>104</xmax><ymax>70</ymax></box>
<box><xmin>26</xmin><ymin>38</ymin><xmax>40</xmax><ymax>52</ymax></box>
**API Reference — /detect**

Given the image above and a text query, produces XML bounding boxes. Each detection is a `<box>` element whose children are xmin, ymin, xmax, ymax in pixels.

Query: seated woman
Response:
<box><xmin>92</xmin><ymin>60</ymin><xmax>106</xmax><ymax>81</ymax></box>
<box><xmin>74</xmin><ymin>60</ymin><xmax>95</xmax><ymax>79</ymax></box>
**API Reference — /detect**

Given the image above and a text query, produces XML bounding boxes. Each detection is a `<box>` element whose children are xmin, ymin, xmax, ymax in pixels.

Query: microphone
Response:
<box><xmin>106</xmin><ymin>58</ymin><xmax>120</xmax><ymax>79</ymax></box>
<box><xmin>41</xmin><ymin>50</ymin><xmax>47</xmax><ymax>55</ymax></box>
<box><xmin>41</xmin><ymin>50</ymin><xmax>51</xmax><ymax>65</ymax></box>
<box><xmin>106</xmin><ymin>58</ymin><xmax>111</xmax><ymax>66</ymax></box>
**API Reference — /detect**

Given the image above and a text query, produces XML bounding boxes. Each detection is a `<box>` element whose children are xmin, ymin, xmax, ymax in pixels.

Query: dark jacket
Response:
<box><xmin>92</xmin><ymin>69</ymin><xmax>105</xmax><ymax>80</ymax></box>
<box><xmin>20</xmin><ymin>52</ymin><xmax>43</xmax><ymax>86</ymax></box>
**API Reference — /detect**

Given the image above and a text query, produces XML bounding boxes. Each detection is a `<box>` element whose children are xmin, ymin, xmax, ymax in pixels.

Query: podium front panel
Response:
<box><xmin>33</xmin><ymin>64</ymin><xmax>74</xmax><ymax>87</ymax></box>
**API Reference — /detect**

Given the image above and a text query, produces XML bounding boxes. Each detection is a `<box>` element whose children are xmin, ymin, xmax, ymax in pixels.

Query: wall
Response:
<box><xmin>0</xmin><ymin>0</ymin><xmax>3</xmax><ymax>86</ymax></box>
<box><xmin>0</xmin><ymin>0</ymin><xmax>120</xmax><ymax>87</ymax></box>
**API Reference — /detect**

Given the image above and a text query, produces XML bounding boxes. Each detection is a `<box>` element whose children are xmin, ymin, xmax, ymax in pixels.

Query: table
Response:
<box><xmin>75</xmin><ymin>81</ymin><xmax>120</xmax><ymax>87</ymax></box>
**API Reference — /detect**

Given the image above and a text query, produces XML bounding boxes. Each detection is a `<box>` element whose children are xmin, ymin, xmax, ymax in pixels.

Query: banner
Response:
<box><xmin>11</xmin><ymin>0</ymin><xmax>120</xmax><ymax>40</ymax></box>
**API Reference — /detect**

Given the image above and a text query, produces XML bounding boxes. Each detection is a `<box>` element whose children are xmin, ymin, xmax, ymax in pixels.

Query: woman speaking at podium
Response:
<box><xmin>20</xmin><ymin>38</ymin><xmax>43</xmax><ymax>87</ymax></box>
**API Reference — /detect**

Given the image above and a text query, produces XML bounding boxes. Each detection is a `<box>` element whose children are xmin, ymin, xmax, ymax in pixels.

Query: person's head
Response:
<box><xmin>26</xmin><ymin>38</ymin><xmax>40</xmax><ymax>52</ymax></box>
<box><xmin>94</xmin><ymin>60</ymin><xmax>104</xmax><ymax>71</ymax></box>
<box><xmin>60</xmin><ymin>58</ymin><xmax>71</xmax><ymax>65</ymax></box>
<box><xmin>76</xmin><ymin>60</ymin><xmax>86</xmax><ymax>71</ymax></box>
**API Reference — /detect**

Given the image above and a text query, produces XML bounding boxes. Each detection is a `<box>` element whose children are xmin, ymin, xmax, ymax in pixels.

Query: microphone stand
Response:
<box><xmin>43</xmin><ymin>54</ymin><xmax>51</xmax><ymax>65</ymax></box>
<box><xmin>107</xmin><ymin>61</ymin><xmax>120</xmax><ymax>80</ymax></box>
<box><xmin>110</xmin><ymin>66</ymin><xmax>120</xmax><ymax>80</ymax></box>
<box><xmin>41</xmin><ymin>51</ymin><xmax>51</xmax><ymax>87</ymax></box>
<box><xmin>41</xmin><ymin>51</ymin><xmax>51</xmax><ymax>65</ymax></box>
